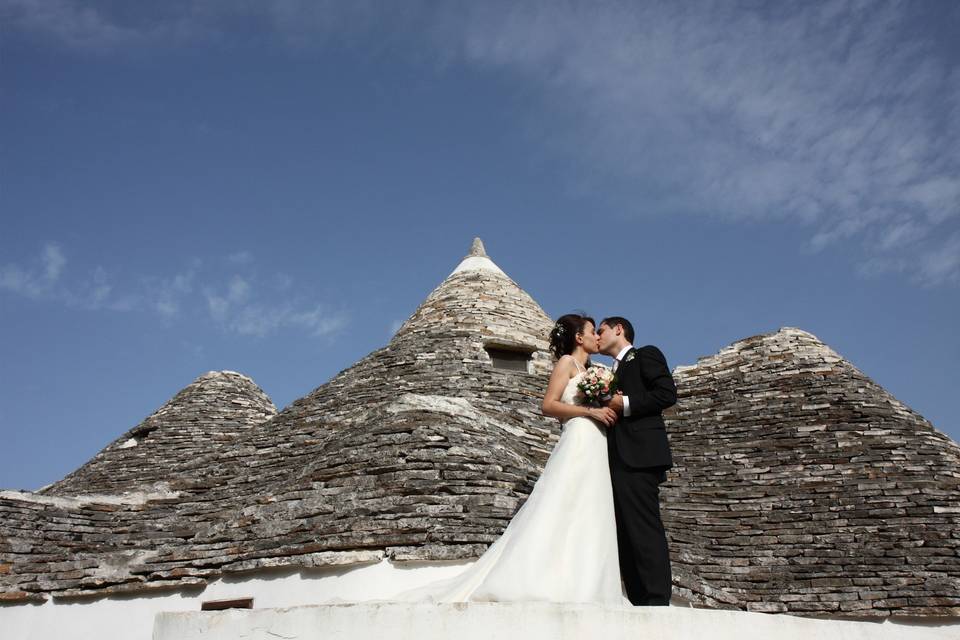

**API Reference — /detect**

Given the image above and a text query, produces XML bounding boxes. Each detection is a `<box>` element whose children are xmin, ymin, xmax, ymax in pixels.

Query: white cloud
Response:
<box><xmin>227</xmin><ymin>251</ymin><xmax>253</xmax><ymax>265</ymax></box>
<box><xmin>1</xmin><ymin>245</ymin><xmax>346</xmax><ymax>338</ymax></box>
<box><xmin>918</xmin><ymin>233</ymin><xmax>960</xmax><ymax>287</ymax></box>
<box><xmin>1</xmin><ymin>0</ymin><xmax>394</xmax><ymax>52</ymax></box>
<box><xmin>206</xmin><ymin>294</ymin><xmax>229</xmax><ymax>321</ymax></box>
<box><xmin>1</xmin><ymin>0</ymin><xmax>223</xmax><ymax>51</ymax></box>
<box><xmin>228</xmin><ymin>303</ymin><xmax>347</xmax><ymax>338</ymax></box>
<box><xmin>205</xmin><ymin>275</ymin><xmax>249</xmax><ymax>321</ymax></box>
<box><xmin>8</xmin><ymin>1</ymin><xmax>957</xmax><ymax>285</ymax></box>
<box><xmin>41</xmin><ymin>244</ymin><xmax>65</xmax><ymax>281</ymax></box>
<box><xmin>3</xmin><ymin>0</ymin><xmax>153</xmax><ymax>50</ymax></box>
<box><xmin>876</xmin><ymin>220</ymin><xmax>927</xmax><ymax>253</ymax></box>
<box><xmin>68</xmin><ymin>265</ymin><xmax>125</xmax><ymax>311</ymax></box>
<box><xmin>87</xmin><ymin>266</ymin><xmax>112</xmax><ymax>303</ymax></box>
<box><xmin>0</xmin><ymin>265</ymin><xmax>35</xmax><ymax>297</ymax></box>
<box><xmin>228</xmin><ymin>276</ymin><xmax>249</xmax><ymax>302</ymax></box>
<box><xmin>434</xmin><ymin>0</ymin><xmax>960</xmax><ymax>285</ymax></box>
<box><xmin>154</xmin><ymin>299</ymin><xmax>179</xmax><ymax>318</ymax></box>
<box><xmin>0</xmin><ymin>243</ymin><xmax>66</xmax><ymax>298</ymax></box>
<box><xmin>205</xmin><ymin>273</ymin><xmax>346</xmax><ymax>338</ymax></box>
<box><xmin>125</xmin><ymin>267</ymin><xmax>198</xmax><ymax>320</ymax></box>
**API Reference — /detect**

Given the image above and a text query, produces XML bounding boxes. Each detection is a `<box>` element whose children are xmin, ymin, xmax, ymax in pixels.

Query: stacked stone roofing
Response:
<box><xmin>1</xmin><ymin>240</ymin><xmax>958</xmax><ymax>618</ymax></box>
<box><xmin>44</xmin><ymin>371</ymin><xmax>278</xmax><ymax>496</ymax></box>
<box><xmin>1</xmin><ymin>239</ymin><xmax>560</xmax><ymax>602</ymax></box>
<box><xmin>663</xmin><ymin>328</ymin><xmax>960</xmax><ymax>617</ymax></box>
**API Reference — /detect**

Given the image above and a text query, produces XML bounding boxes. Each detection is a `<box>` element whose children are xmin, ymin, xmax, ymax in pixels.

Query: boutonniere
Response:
<box><xmin>624</xmin><ymin>351</ymin><xmax>636</xmax><ymax>363</ymax></box>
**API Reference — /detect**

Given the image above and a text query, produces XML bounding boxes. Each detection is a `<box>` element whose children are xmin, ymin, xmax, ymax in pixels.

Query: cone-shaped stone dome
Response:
<box><xmin>42</xmin><ymin>371</ymin><xmax>277</xmax><ymax>496</ymax></box>
<box><xmin>390</xmin><ymin>235</ymin><xmax>552</xmax><ymax>363</ymax></box>
<box><xmin>663</xmin><ymin>327</ymin><xmax>960</xmax><ymax>616</ymax></box>
<box><xmin>199</xmin><ymin>237</ymin><xmax>561</xmax><ymax>561</ymax></box>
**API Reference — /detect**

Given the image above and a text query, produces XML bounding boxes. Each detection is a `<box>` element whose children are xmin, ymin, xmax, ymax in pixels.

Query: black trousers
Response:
<box><xmin>608</xmin><ymin>443</ymin><xmax>672</xmax><ymax>606</ymax></box>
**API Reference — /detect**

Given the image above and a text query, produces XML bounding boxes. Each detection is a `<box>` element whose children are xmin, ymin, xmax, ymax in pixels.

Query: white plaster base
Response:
<box><xmin>4</xmin><ymin>558</ymin><xmax>958</xmax><ymax>640</ymax></box>
<box><xmin>0</xmin><ymin>559</ymin><xmax>471</xmax><ymax>640</ymax></box>
<box><xmin>154</xmin><ymin>602</ymin><xmax>959</xmax><ymax>640</ymax></box>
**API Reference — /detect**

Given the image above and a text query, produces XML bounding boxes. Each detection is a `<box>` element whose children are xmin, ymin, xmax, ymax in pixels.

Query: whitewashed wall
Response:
<box><xmin>3</xmin><ymin>559</ymin><xmax>958</xmax><ymax>640</ymax></box>
<box><xmin>0</xmin><ymin>559</ymin><xmax>471</xmax><ymax>640</ymax></box>
<box><xmin>156</xmin><ymin>602</ymin><xmax>959</xmax><ymax>640</ymax></box>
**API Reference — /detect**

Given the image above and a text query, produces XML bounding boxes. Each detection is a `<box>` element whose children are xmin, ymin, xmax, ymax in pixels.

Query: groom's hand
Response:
<box><xmin>606</xmin><ymin>393</ymin><xmax>624</xmax><ymax>416</ymax></box>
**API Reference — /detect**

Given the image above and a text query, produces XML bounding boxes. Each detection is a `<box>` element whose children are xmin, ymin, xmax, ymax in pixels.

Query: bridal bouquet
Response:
<box><xmin>577</xmin><ymin>365</ymin><xmax>617</xmax><ymax>406</ymax></box>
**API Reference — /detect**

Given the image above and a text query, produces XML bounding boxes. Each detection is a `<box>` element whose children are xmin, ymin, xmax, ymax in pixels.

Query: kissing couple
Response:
<box><xmin>399</xmin><ymin>314</ymin><xmax>678</xmax><ymax>606</ymax></box>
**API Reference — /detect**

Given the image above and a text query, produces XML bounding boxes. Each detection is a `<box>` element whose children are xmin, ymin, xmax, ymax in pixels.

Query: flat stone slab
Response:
<box><xmin>154</xmin><ymin>602</ymin><xmax>959</xmax><ymax>640</ymax></box>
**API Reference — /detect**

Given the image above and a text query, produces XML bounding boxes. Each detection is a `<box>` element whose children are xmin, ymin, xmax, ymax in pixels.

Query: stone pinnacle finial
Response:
<box><xmin>468</xmin><ymin>237</ymin><xmax>487</xmax><ymax>257</ymax></box>
<box><xmin>450</xmin><ymin>237</ymin><xmax>504</xmax><ymax>277</ymax></box>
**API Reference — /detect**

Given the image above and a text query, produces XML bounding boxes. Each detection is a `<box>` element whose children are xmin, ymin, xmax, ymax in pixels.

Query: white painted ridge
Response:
<box><xmin>450</xmin><ymin>255</ymin><xmax>507</xmax><ymax>276</ymax></box>
<box><xmin>0</xmin><ymin>486</ymin><xmax>181</xmax><ymax>507</ymax></box>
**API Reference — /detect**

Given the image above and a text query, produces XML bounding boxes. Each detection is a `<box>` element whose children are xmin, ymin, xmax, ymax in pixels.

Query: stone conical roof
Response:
<box><xmin>663</xmin><ymin>327</ymin><xmax>960</xmax><ymax>617</ymax></box>
<box><xmin>187</xmin><ymin>237</ymin><xmax>560</xmax><ymax>560</ymax></box>
<box><xmin>386</xmin><ymin>238</ymin><xmax>548</xmax><ymax>358</ymax></box>
<box><xmin>42</xmin><ymin>371</ymin><xmax>277</xmax><ymax>496</ymax></box>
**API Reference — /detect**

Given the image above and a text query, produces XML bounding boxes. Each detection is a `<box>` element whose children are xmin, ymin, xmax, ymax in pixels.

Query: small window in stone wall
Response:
<box><xmin>201</xmin><ymin>597</ymin><xmax>254</xmax><ymax>611</ymax></box>
<box><xmin>485</xmin><ymin>347</ymin><xmax>532</xmax><ymax>372</ymax></box>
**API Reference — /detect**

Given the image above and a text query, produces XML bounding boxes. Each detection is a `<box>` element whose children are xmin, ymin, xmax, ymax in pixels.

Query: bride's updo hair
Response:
<box><xmin>549</xmin><ymin>313</ymin><xmax>595</xmax><ymax>360</ymax></box>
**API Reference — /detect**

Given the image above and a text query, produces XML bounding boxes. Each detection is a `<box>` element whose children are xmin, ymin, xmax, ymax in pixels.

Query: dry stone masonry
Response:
<box><xmin>45</xmin><ymin>371</ymin><xmax>278</xmax><ymax>497</ymax></box>
<box><xmin>664</xmin><ymin>328</ymin><xmax>960</xmax><ymax>616</ymax></box>
<box><xmin>1</xmin><ymin>239</ymin><xmax>958</xmax><ymax>620</ymax></box>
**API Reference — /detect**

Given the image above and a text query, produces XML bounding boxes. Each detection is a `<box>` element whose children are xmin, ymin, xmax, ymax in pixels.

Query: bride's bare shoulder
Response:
<box><xmin>552</xmin><ymin>355</ymin><xmax>581</xmax><ymax>379</ymax></box>
<box><xmin>552</xmin><ymin>354</ymin><xmax>575</xmax><ymax>371</ymax></box>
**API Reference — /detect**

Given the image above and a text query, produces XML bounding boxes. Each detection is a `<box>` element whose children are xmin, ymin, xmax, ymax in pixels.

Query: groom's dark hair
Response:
<box><xmin>600</xmin><ymin>316</ymin><xmax>634</xmax><ymax>344</ymax></box>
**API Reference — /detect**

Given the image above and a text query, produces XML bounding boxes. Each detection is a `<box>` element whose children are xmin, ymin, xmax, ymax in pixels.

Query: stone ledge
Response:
<box><xmin>154</xmin><ymin>602</ymin><xmax>960</xmax><ymax>640</ymax></box>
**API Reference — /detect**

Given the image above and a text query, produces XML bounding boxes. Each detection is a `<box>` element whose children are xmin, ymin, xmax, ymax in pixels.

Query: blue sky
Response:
<box><xmin>2</xmin><ymin>1</ymin><xmax>958</xmax><ymax>490</ymax></box>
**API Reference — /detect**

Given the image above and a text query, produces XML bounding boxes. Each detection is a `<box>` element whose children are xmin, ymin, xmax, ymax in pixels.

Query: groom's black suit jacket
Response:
<box><xmin>612</xmin><ymin>345</ymin><xmax>677</xmax><ymax>470</ymax></box>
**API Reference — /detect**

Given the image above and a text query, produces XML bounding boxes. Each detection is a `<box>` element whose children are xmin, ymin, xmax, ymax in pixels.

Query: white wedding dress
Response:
<box><xmin>397</xmin><ymin>367</ymin><xmax>623</xmax><ymax>603</ymax></box>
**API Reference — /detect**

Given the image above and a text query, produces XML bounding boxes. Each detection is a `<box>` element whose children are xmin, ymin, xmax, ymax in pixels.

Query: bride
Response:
<box><xmin>398</xmin><ymin>313</ymin><xmax>623</xmax><ymax>603</ymax></box>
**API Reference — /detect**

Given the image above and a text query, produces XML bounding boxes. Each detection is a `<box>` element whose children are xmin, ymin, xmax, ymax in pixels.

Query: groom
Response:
<box><xmin>597</xmin><ymin>317</ymin><xmax>677</xmax><ymax>606</ymax></box>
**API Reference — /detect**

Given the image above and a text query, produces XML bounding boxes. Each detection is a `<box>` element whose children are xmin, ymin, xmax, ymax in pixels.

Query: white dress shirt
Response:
<box><xmin>612</xmin><ymin>345</ymin><xmax>633</xmax><ymax>417</ymax></box>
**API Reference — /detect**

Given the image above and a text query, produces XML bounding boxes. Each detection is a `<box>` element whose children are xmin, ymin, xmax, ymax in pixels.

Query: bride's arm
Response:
<box><xmin>541</xmin><ymin>356</ymin><xmax>617</xmax><ymax>426</ymax></box>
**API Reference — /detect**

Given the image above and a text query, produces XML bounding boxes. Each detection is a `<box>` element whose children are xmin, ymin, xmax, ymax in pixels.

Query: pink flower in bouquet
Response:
<box><xmin>577</xmin><ymin>365</ymin><xmax>618</xmax><ymax>406</ymax></box>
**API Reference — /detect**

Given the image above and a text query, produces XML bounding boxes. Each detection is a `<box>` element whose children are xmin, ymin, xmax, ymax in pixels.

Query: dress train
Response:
<box><xmin>395</xmin><ymin>373</ymin><xmax>623</xmax><ymax>604</ymax></box>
